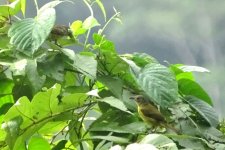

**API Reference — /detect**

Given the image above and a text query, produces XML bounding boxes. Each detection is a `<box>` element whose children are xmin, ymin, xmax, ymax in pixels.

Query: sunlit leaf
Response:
<box><xmin>28</xmin><ymin>136</ymin><xmax>50</xmax><ymax>150</ymax></box>
<box><xmin>0</xmin><ymin>0</ymin><xmax>21</xmax><ymax>17</ymax></box>
<box><xmin>83</xmin><ymin>16</ymin><xmax>100</xmax><ymax>30</ymax></box>
<box><xmin>178</xmin><ymin>65</ymin><xmax>210</xmax><ymax>73</ymax></box>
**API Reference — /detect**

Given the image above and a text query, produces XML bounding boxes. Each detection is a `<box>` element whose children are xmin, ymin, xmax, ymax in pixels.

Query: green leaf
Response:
<box><xmin>83</xmin><ymin>16</ymin><xmax>100</xmax><ymax>30</ymax></box>
<box><xmin>178</xmin><ymin>79</ymin><xmax>212</xmax><ymax>105</ymax></box>
<box><xmin>31</xmin><ymin>84</ymin><xmax>61</xmax><ymax>119</ymax></box>
<box><xmin>70</xmin><ymin>20</ymin><xmax>87</xmax><ymax>36</ymax></box>
<box><xmin>20</xmin><ymin>0</ymin><xmax>26</xmax><ymax>16</ymax></box>
<box><xmin>95</xmin><ymin>0</ymin><xmax>106</xmax><ymax>21</ymax></box>
<box><xmin>38</xmin><ymin>54</ymin><xmax>64</xmax><ymax>82</ymax></box>
<box><xmin>73</xmin><ymin>54</ymin><xmax>97</xmax><ymax>79</ymax></box>
<box><xmin>61</xmin><ymin>93</ymin><xmax>88</xmax><ymax>110</ymax></box>
<box><xmin>28</xmin><ymin>136</ymin><xmax>50</xmax><ymax>150</ymax></box>
<box><xmin>26</xmin><ymin>60</ymin><xmax>46</xmax><ymax>93</ymax></box>
<box><xmin>0</xmin><ymin>35</ymin><xmax>10</xmax><ymax>49</ymax></box>
<box><xmin>140</xmin><ymin>134</ymin><xmax>178</xmax><ymax>150</ymax></box>
<box><xmin>8</xmin><ymin>8</ymin><xmax>56</xmax><ymax>54</ymax></box>
<box><xmin>170</xmin><ymin>134</ymin><xmax>210</xmax><ymax>150</ymax></box>
<box><xmin>185</xmin><ymin>96</ymin><xmax>219</xmax><ymax>127</ymax></box>
<box><xmin>125</xmin><ymin>143</ymin><xmax>158</xmax><ymax>150</ymax></box>
<box><xmin>0</xmin><ymin>0</ymin><xmax>21</xmax><ymax>17</ymax></box>
<box><xmin>98</xmin><ymin>97</ymin><xmax>130</xmax><ymax>113</ymax></box>
<box><xmin>131</xmin><ymin>52</ymin><xmax>158</xmax><ymax>68</ymax></box>
<box><xmin>91</xmin><ymin>136</ymin><xmax>129</xmax><ymax>144</ymax></box>
<box><xmin>52</xmin><ymin>140</ymin><xmax>67</xmax><ymax>150</ymax></box>
<box><xmin>89</xmin><ymin>110</ymin><xmax>146</xmax><ymax>134</ymax></box>
<box><xmin>38</xmin><ymin>0</ymin><xmax>64</xmax><ymax>14</ymax></box>
<box><xmin>2</xmin><ymin>116</ymin><xmax>23</xmax><ymax>149</ymax></box>
<box><xmin>97</xmin><ymin>76</ymin><xmax>123</xmax><ymax>98</ymax></box>
<box><xmin>178</xmin><ymin>65</ymin><xmax>210</xmax><ymax>73</ymax></box>
<box><xmin>137</xmin><ymin>63</ymin><xmax>179</xmax><ymax>107</ymax></box>
<box><xmin>0</xmin><ymin>79</ymin><xmax>14</xmax><ymax>110</ymax></box>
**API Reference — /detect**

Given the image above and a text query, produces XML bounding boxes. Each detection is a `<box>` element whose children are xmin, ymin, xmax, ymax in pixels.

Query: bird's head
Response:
<box><xmin>130</xmin><ymin>95</ymin><xmax>148</xmax><ymax>105</ymax></box>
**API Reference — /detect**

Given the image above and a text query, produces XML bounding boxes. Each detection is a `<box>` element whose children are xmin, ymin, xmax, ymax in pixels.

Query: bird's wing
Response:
<box><xmin>140</xmin><ymin>106</ymin><xmax>165</xmax><ymax>122</ymax></box>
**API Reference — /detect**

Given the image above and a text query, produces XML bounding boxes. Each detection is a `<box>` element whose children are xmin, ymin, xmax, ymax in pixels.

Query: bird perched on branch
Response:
<box><xmin>130</xmin><ymin>95</ymin><xmax>179</xmax><ymax>134</ymax></box>
<box><xmin>49</xmin><ymin>25</ymin><xmax>73</xmax><ymax>46</ymax></box>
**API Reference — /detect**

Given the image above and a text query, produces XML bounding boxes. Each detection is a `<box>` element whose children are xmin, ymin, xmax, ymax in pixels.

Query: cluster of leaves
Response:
<box><xmin>0</xmin><ymin>0</ymin><xmax>224</xmax><ymax>150</ymax></box>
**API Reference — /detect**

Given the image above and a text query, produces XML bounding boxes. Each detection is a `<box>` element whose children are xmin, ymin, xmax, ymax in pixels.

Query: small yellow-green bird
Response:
<box><xmin>130</xmin><ymin>95</ymin><xmax>179</xmax><ymax>133</ymax></box>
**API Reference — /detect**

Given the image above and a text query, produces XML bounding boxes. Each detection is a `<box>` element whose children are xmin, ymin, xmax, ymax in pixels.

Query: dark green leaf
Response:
<box><xmin>26</xmin><ymin>60</ymin><xmax>46</xmax><ymax>93</ymax></box>
<box><xmin>97</xmin><ymin>76</ymin><xmax>123</xmax><ymax>98</ymax></box>
<box><xmin>74</xmin><ymin>54</ymin><xmax>97</xmax><ymax>79</ymax></box>
<box><xmin>186</xmin><ymin>96</ymin><xmax>219</xmax><ymax>127</ymax></box>
<box><xmin>98</xmin><ymin>97</ymin><xmax>130</xmax><ymax>113</ymax></box>
<box><xmin>137</xmin><ymin>63</ymin><xmax>179</xmax><ymax>107</ymax></box>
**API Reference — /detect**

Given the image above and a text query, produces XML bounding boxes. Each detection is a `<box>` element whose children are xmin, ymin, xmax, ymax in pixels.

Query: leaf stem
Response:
<box><xmin>33</xmin><ymin>0</ymin><xmax>39</xmax><ymax>14</ymax></box>
<box><xmin>83</xmin><ymin>0</ymin><xmax>94</xmax><ymax>50</ymax></box>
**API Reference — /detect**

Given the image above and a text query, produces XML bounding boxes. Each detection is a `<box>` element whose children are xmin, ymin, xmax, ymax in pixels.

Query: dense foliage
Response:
<box><xmin>0</xmin><ymin>0</ymin><xmax>224</xmax><ymax>149</ymax></box>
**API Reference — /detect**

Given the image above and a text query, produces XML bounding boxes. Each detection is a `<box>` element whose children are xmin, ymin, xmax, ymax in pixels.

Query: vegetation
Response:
<box><xmin>0</xmin><ymin>0</ymin><xmax>224</xmax><ymax>149</ymax></box>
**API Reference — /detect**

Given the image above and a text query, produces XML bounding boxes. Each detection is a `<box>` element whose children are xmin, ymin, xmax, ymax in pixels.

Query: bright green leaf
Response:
<box><xmin>70</xmin><ymin>20</ymin><xmax>87</xmax><ymax>36</ymax></box>
<box><xmin>178</xmin><ymin>79</ymin><xmax>212</xmax><ymax>105</ymax></box>
<box><xmin>28</xmin><ymin>136</ymin><xmax>50</xmax><ymax>150</ymax></box>
<box><xmin>0</xmin><ymin>0</ymin><xmax>21</xmax><ymax>17</ymax></box>
<box><xmin>83</xmin><ymin>16</ymin><xmax>100</xmax><ymax>30</ymax></box>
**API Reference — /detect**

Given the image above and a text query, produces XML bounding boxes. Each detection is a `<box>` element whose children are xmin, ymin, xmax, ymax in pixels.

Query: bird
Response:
<box><xmin>130</xmin><ymin>95</ymin><xmax>179</xmax><ymax>133</ymax></box>
<box><xmin>49</xmin><ymin>25</ymin><xmax>73</xmax><ymax>46</ymax></box>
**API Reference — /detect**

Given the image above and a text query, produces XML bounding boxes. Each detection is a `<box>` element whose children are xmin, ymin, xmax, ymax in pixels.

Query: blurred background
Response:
<box><xmin>25</xmin><ymin>0</ymin><xmax>225</xmax><ymax>118</ymax></box>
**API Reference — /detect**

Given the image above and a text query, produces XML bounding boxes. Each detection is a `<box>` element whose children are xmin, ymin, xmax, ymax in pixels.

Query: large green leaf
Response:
<box><xmin>89</xmin><ymin>110</ymin><xmax>146</xmax><ymax>134</ymax></box>
<box><xmin>38</xmin><ymin>54</ymin><xmax>64</xmax><ymax>82</ymax></box>
<box><xmin>73</xmin><ymin>54</ymin><xmax>97</xmax><ymax>79</ymax></box>
<box><xmin>140</xmin><ymin>134</ymin><xmax>178</xmax><ymax>150</ymax></box>
<box><xmin>178</xmin><ymin>79</ymin><xmax>212</xmax><ymax>105</ymax></box>
<box><xmin>28</xmin><ymin>136</ymin><xmax>50</xmax><ymax>150</ymax></box>
<box><xmin>137</xmin><ymin>63</ymin><xmax>179</xmax><ymax>107</ymax></box>
<box><xmin>2</xmin><ymin>84</ymin><xmax>87</xmax><ymax>149</ymax></box>
<box><xmin>185</xmin><ymin>96</ymin><xmax>219</xmax><ymax>127</ymax></box>
<box><xmin>97</xmin><ymin>76</ymin><xmax>123</xmax><ymax>98</ymax></box>
<box><xmin>8</xmin><ymin>7</ymin><xmax>56</xmax><ymax>55</ymax></box>
<box><xmin>98</xmin><ymin>96</ymin><xmax>130</xmax><ymax>113</ymax></box>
